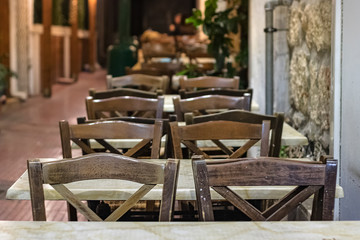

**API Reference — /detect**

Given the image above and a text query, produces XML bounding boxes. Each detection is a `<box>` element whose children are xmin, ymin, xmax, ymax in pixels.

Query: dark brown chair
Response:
<box><xmin>59</xmin><ymin>120</ymin><xmax>163</xmax><ymax>159</ymax></box>
<box><xmin>173</xmin><ymin>95</ymin><xmax>251</xmax><ymax>122</ymax></box>
<box><xmin>60</xmin><ymin>118</ymin><xmax>165</xmax><ymax>220</ymax></box>
<box><xmin>142</xmin><ymin>40</ymin><xmax>178</xmax><ymax>62</ymax></box>
<box><xmin>179</xmin><ymin>76</ymin><xmax>239</xmax><ymax>91</ymax></box>
<box><xmin>170</xmin><ymin>120</ymin><xmax>270</xmax><ymax>159</ymax></box>
<box><xmin>125</xmin><ymin>66</ymin><xmax>164</xmax><ymax>76</ymax></box>
<box><xmin>191</xmin><ymin>110</ymin><xmax>284</xmax><ymax>157</ymax></box>
<box><xmin>89</xmin><ymin>87</ymin><xmax>163</xmax><ymax>100</ymax></box>
<box><xmin>28</xmin><ymin>153</ymin><xmax>179</xmax><ymax>221</ymax></box>
<box><xmin>77</xmin><ymin>115</ymin><xmax>178</xmax><ymax>159</ymax></box>
<box><xmin>106</xmin><ymin>74</ymin><xmax>169</xmax><ymax>93</ymax></box>
<box><xmin>141</xmin><ymin>62</ymin><xmax>184</xmax><ymax>76</ymax></box>
<box><xmin>86</xmin><ymin>95</ymin><xmax>164</xmax><ymax>120</ymax></box>
<box><xmin>179</xmin><ymin>88</ymin><xmax>253</xmax><ymax>107</ymax></box>
<box><xmin>192</xmin><ymin>155</ymin><xmax>337</xmax><ymax>221</ymax></box>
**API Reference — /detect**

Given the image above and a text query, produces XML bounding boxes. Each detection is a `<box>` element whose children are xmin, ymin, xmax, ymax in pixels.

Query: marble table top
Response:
<box><xmin>0</xmin><ymin>221</ymin><xmax>358</xmax><ymax>240</ymax></box>
<box><xmin>6</xmin><ymin>159</ymin><xmax>343</xmax><ymax>201</ymax></box>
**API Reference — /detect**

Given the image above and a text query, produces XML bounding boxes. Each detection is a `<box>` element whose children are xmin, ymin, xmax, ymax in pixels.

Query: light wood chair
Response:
<box><xmin>59</xmin><ymin>119</ymin><xmax>163</xmax><ymax>159</ymax></box>
<box><xmin>86</xmin><ymin>95</ymin><xmax>164</xmax><ymax>120</ymax></box>
<box><xmin>191</xmin><ymin>110</ymin><xmax>284</xmax><ymax>157</ymax></box>
<box><xmin>173</xmin><ymin>95</ymin><xmax>251</xmax><ymax>122</ymax></box>
<box><xmin>192</xmin><ymin>155</ymin><xmax>337</xmax><ymax>221</ymax></box>
<box><xmin>170</xmin><ymin>120</ymin><xmax>270</xmax><ymax>159</ymax></box>
<box><xmin>89</xmin><ymin>87</ymin><xmax>163</xmax><ymax>100</ymax></box>
<box><xmin>28</xmin><ymin>153</ymin><xmax>179</xmax><ymax>221</ymax></box>
<box><xmin>179</xmin><ymin>76</ymin><xmax>239</xmax><ymax>91</ymax></box>
<box><xmin>106</xmin><ymin>74</ymin><xmax>169</xmax><ymax>93</ymax></box>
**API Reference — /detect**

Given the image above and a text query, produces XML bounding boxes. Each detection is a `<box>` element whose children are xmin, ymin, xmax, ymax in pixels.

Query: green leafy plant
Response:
<box><xmin>176</xmin><ymin>64</ymin><xmax>204</xmax><ymax>78</ymax></box>
<box><xmin>186</xmin><ymin>0</ymin><xmax>240</xmax><ymax>74</ymax></box>
<box><xmin>0</xmin><ymin>55</ymin><xmax>16</xmax><ymax>96</ymax></box>
<box><xmin>279</xmin><ymin>146</ymin><xmax>289</xmax><ymax>158</ymax></box>
<box><xmin>235</xmin><ymin>0</ymin><xmax>248</xmax><ymax>69</ymax></box>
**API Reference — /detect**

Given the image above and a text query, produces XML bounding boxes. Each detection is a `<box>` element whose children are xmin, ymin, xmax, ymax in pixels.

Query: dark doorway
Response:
<box><xmin>97</xmin><ymin>0</ymin><xmax>195</xmax><ymax>67</ymax></box>
<box><xmin>131</xmin><ymin>0</ymin><xmax>196</xmax><ymax>35</ymax></box>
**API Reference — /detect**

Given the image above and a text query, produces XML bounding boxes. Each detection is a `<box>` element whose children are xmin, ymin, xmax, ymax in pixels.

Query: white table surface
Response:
<box><xmin>6</xmin><ymin>159</ymin><xmax>343</xmax><ymax>201</ymax></box>
<box><xmin>0</xmin><ymin>221</ymin><xmax>358</xmax><ymax>240</ymax></box>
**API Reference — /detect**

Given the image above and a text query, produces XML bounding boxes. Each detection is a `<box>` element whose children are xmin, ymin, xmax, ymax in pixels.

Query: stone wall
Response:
<box><xmin>286</xmin><ymin>0</ymin><xmax>332</xmax><ymax>160</ymax></box>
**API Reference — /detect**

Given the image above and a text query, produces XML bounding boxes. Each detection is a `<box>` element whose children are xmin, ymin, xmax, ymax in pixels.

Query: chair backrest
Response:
<box><xmin>173</xmin><ymin>95</ymin><xmax>251</xmax><ymax>122</ymax></box>
<box><xmin>170</xmin><ymin>120</ymin><xmax>270</xmax><ymax>159</ymax></box>
<box><xmin>179</xmin><ymin>88</ymin><xmax>253</xmax><ymax>106</ymax></box>
<box><xmin>142</xmin><ymin>40</ymin><xmax>178</xmax><ymax>62</ymax></box>
<box><xmin>86</xmin><ymin>95</ymin><xmax>164</xmax><ymax>120</ymax></box>
<box><xmin>59</xmin><ymin>119</ymin><xmax>163</xmax><ymax>159</ymax></box>
<box><xmin>106</xmin><ymin>74</ymin><xmax>169</xmax><ymax>92</ymax></box>
<box><xmin>192</xmin><ymin>155</ymin><xmax>337</xmax><ymax>221</ymax></box>
<box><xmin>191</xmin><ymin>110</ymin><xmax>284</xmax><ymax>157</ymax></box>
<box><xmin>77</xmin><ymin>114</ymin><xmax>178</xmax><ymax>159</ymax></box>
<box><xmin>89</xmin><ymin>87</ymin><xmax>163</xmax><ymax>99</ymax></box>
<box><xmin>28</xmin><ymin>153</ymin><xmax>179</xmax><ymax>221</ymax></box>
<box><xmin>179</xmin><ymin>76</ymin><xmax>239</xmax><ymax>91</ymax></box>
<box><xmin>125</xmin><ymin>66</ymin><xmax>164</xmax><ymax>76</ymax></box>
<box><xmin>141</xmin><ymin>62</ymin><xmax>184</xmax><ymax>79</ymax></box>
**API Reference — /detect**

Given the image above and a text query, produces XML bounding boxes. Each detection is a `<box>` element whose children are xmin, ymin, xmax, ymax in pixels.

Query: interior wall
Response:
<box><xmin>249</xmin><ymin>0</ymin><xmax>266</xmax><ymax>114</ymax></box>
<box><xmin>249</xmin><ymin>0</ymin><xmax>290</xmax><ymax>114</ymax></box>
<box><xmin>339</xmin><ymin>0</ymin><xmax>360</xmax><ymax>220</ymax></box>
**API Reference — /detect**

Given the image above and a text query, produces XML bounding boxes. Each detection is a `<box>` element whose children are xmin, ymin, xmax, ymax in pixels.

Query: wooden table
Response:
<box><xmin>6</xmin><ymin>159</ymin><xmax>343</xmax><ymax>201</ymax></box>
<box><xmin>0</xmin><ymin>221</ymin><xmax>358</xmax><ymax>240</ymax></box>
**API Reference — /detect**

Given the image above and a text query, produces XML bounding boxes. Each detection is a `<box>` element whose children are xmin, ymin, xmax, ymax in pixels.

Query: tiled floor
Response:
<box><xmin>0</xmin><ymin>70</ymin><xmax>107</xmax><ymax>221</ymax></box>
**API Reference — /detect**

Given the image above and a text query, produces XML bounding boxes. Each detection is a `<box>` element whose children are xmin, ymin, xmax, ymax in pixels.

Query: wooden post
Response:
<box><xmin>0</xmin><ymin>0</ymin><xmax>10</xmax><ymax>65</ymax></box>
<box><xmin>70</xmin><ymin>0</ymin><xmax>79</xmax><ymax>81</ymax></box>
<box><xmin>42</xmin><ymin>0</ymin><xmax>52</xmax><ymax>97</ymax></box>
<box><xmin>88</xmin><ymin>0</ymin><xmax>97</xmax><ymax>72</ymax></box>
<box><xmin>0</xmin><ymin>0</ymin><xmax>10</xmax><ymax>99</ymax></box>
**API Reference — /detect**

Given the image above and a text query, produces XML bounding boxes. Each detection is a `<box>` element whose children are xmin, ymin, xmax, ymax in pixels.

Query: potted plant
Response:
<box><xmin>176</xmin><ymin>63</ymin><xmax>204</xmax><ymax>79</ymax></box>
<box><xmin>186</xmin><ymin>0</ymin><xmax>240</xmax><ymax>76</ymax></box>
<box><xmin>0</xmin><ymin>55</ymin><xmax>16</xmax><ymax>104</ymax></box>
<box><xmin>235</xmin><ymin>0</ymin><xmax>249</xmax><ymax>88</ymax></box>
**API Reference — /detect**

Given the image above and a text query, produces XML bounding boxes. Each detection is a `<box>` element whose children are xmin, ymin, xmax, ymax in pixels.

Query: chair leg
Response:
<box><xmin>67</xmin><ymin>203</ymin><xmax>78</xmax><ymax>221</ymax></box>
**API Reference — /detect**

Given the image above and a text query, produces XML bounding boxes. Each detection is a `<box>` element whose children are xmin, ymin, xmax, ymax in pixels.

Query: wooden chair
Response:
<box><xmin>125</xmin><ymin>66</ymin><xmax>164</xmax><ymax>76</ymax></box>
<box><xmin>179</xmin><ymin>88</ymin><xmax>253</xmax><ymax>107</ymax></box>
<box><xmin>61</xmin><ymin>118</ymin><xmax>165</xmax><ymax>220</ymax></box>
<box><xmin>170</xmin><ymin>120</ymin><xmax>270</xmax><ymax>159</ymax></box>
<box><xmin>86</xmin><ymin>95</ymin><xmax>164</xmax><ymax>120</ymax></box>
<box><xmin>142</xmin><ymin>40</ymin><xmax>178</xmax><ymax>62</ymax></box>
<box><xmin>59</xmin><ymin>119</ymin><xmax>163</xmax><ymax>159</ymax></box>
<box><xmin>89</xmin><ymin>87</ymin><xmax>163</xmax><ymax>100</ymax></box>
<box><xmin>192</xmin><ymin>155</ymin><xmax>337</xmax><ymax>221</ymax></box>
<box><xmin>179</xmin><ymin>76</ymin><xmax>239</xmax><ymax>91</ymax></box>
<box><xmin>173</xmin><ymin>95</ymin><xmax>251</xmax><ymax>122</ymax></box>
<box><xmin>77</xmin><ymin>115</ymin><xmax>178</xmax><ymax>159</ymax></box>
<box><xmin>191</xmin><ymin>110</ymin><xmax>284</xmax><ymax>157</ymax></box>
<box><xmin>141</xmin><ymin>62</ymin><xmax>185</xmax><ymax>93</ymax></box>
<box><xmin>106</xmin><ymin>74</ymin><xmax>169</xmax><ymax>93</ymax></box>
<box><xmin>141</xmin><ymin>62</ymin><xmax>184</xmax><ymax>76</ymax></box>
<box><xmin>28</xmin><ymin>153</ymin><xmax>179</xmax><ymax>221</ymax></box>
